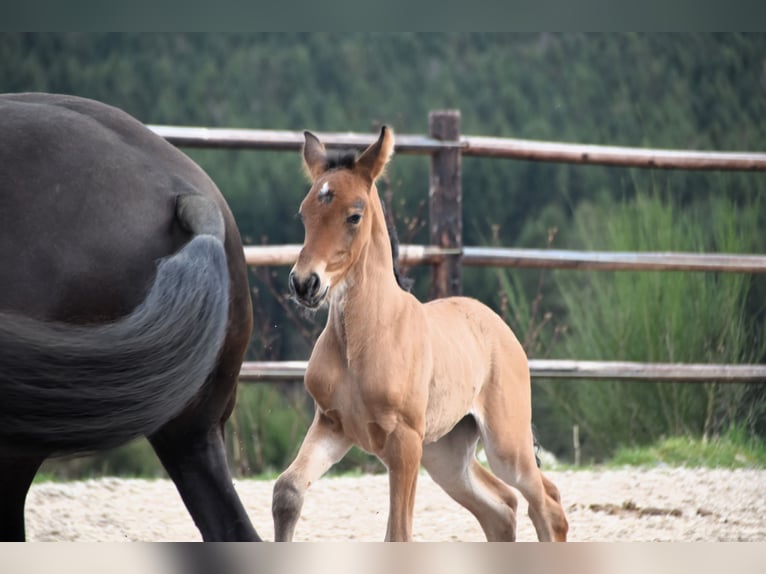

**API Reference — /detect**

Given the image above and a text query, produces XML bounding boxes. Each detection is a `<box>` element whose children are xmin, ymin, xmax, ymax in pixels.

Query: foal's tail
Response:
<box><xmin>0</xmin><ymin>196</ymin><xmax>230</xmax><ymax>456</ymax></box>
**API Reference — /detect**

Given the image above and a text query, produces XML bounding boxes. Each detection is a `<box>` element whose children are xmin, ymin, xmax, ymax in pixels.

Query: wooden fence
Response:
<box><xmin>149</xmin><ymin>110</ymin><xmax>766</xmax><ymax>384</ymax></box>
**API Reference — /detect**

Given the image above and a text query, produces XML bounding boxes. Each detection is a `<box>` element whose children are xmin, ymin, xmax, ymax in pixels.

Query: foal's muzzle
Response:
<box><xmin>289</xmin><ymin>270</ymin><xmax>326</xmax><ymax>308</ymax></box>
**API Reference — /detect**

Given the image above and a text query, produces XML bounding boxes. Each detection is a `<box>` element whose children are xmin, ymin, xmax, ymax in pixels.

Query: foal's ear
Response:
<box><xmin>356</xmin><ymin>126</ymin><xmax>394</xmax><ymax>184</ymax></box>
<box><xmin>303</xmin><ymin>130</ymin><xmax>327</xmax><ymax>181</ymax></box>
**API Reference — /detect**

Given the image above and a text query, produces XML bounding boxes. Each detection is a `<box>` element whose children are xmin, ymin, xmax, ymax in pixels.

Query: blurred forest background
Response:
<box><xmin>1</xmin><ymin>33</ymin><xmax>764</xmax><ymax>477</ymax></box>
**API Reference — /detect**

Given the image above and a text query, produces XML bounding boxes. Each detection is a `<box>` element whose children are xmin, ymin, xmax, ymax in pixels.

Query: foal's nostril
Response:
<box><xmin>306</xmin><ymin>273</ymin><xmax>320</xmax><ymax>298</ymax></box>
<box><xmin>290</xmin><ymin>271</ymin><xmax>322</xmax><ymax>301</ymax></box>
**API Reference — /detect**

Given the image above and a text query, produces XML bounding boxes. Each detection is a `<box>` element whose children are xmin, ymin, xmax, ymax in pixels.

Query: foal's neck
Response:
<box><xmin>328</xmin><ymin>188</ymin><xmax>406</xmax><ymax>350</ymax></box>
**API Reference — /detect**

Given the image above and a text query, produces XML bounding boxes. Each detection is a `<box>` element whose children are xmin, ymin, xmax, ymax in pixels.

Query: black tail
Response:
<box><xmin>0</xmin><ymin>234</ymin><xmax>229</xmax><ymax>456</ymax></box>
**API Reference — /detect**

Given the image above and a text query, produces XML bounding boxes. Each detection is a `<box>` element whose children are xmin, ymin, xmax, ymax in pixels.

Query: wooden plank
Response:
<box><xmin>244</xmin><ymin>245</ymin><xmax>301</xmax><ymax>267</ymax></box>
<box><xmin>528</xmin><ymin>360</ymin><xmax>766</xmax><ymax>382</ymax></box>
<box><xmin>462</xmin><ymin>247</ymin><xmax>766</xmax><ymax>273</ymax></box>
<box><xmin>147</xmin><ymin>125</ymin><xmax>456</xmax><ymax>153</ymax></box>
<box><xmin>242</xmin><ymin>244</ymin><xmax>766</xmax><ymax>273</ymax></box>
<box><xmin>462</xmin><ymin>135</ymin><xmax>766</xmax><ymax>171</ymax></box>
<box><xmin>238</xmin><ymin>360</ymin><xmax>766</xmax><ymax>383</ymax></box>
<box><xmin>239</xmin><ymin>361</ymin><xmax>308</xmax><ymax>381</ymax></box>
<box><xmin>149</xmin><ymin>124</ymin><xmax>766</xmax><ymax>171</ymax></box>
<box><xmin>243</xmin><ymin>244</ymin><xmax>458</xmax><ymax>267</ymax></box>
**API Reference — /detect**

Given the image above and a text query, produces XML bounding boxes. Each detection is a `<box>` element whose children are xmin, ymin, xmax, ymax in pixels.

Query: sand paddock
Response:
<box><xmin>25</xmin><ymin>467</ymin><xmax>765</xmax><ymax>542</ymax></box>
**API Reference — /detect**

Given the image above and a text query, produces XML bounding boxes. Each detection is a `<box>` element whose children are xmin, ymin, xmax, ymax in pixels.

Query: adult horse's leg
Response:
<box><xmin>149</xmin><ymin>296</ymin><xmax>260</xmax><ymax>541</ymax></box>
<box><xmin>0</xmin><ymin>455</ymin><xmax>45</xmax><ymax>541</ymax></box>
<box><xmin>150</xmin><ymin>419</ymin><xmax>258</xmax><ymax>541</ymax></box>
<box><xmin>272</xmin><ymin>409</ymin><xmax>352</xmax><ymax>541</ymax></box>
<box><xmin>421</xmin><ymin>416</ymin><xmax>519</xmax><ymax>541</ymax></box>
<box><xmin>148</xmin><ymin>317</ymin><xmax>260</xmax><ymax>543</ymax></box>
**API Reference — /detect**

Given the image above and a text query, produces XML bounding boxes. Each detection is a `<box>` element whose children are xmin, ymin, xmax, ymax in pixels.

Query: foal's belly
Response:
<box><xmin>423</xmin><ymin>371</ymin><xmax>482</xmax><ymax>444</ymax></box>
<box><xmin>422</xmin><ymin>300</ymin><xmax>492</xmax><ymax>443</ymax></box>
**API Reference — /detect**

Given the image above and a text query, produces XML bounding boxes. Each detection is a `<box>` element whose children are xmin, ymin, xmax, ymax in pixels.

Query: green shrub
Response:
<box><xmin>534</xmin><ymin>192</ymin><xmax>765</xmax><ymax>461</ymax></box>
<box><xmin>497</xmin><ymin>193</ymin><xmax>766</xmax><ymax>466</ymax></box>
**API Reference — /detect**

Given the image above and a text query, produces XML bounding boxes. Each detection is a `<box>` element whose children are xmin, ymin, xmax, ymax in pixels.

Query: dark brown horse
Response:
<box><xmin>0</xmin><ymin>93</ymin><xmax>260</xmax><ymax>541</ymax></box>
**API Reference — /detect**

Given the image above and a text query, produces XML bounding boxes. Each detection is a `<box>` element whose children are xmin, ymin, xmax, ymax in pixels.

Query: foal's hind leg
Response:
<box><xmin>0</xmin><ymin>454</ymin><xmax>45</xmax><ymax>541</ymax></box>
<box><xmin>272</xmin><ymin>409</ymin><xmax>352</xmax><ymax>541</ymax></box>
<box><xmin>421</xmin><ymin>416</ymin><xmax>519</xmax><ymax>541</ymax></box>
<box><xmin>477</xmin><ymin>411</ymin><xmax>568</xmax><ymax>541</ymax></box>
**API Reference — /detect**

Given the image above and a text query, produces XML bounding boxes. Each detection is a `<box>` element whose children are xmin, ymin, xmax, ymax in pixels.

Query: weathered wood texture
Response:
<box><xmin>239</xmin><ymin>360</ymin><xmax>766</xmax><ymax>383</ymax></box>
<box><xmin>244</xmin><ymin>245</ymin><xmax>766</xmax><ymax>273</ymax></box>
<box><xmin>148</xmin><ymin>125</ymin><xmax>456</xmax><ymax>153</ymax></box>
<box><xmin>461</xmin><ymin>135</ymin><xmax>766</xmax><ymax>170</ymax></box>
<box><xmin>428</xmin><ymin>110</ymin><xmax>463</xmax><ymax>298</ymax></box>
<box><xmin>243</xmin><ymin>245</ymin><xmax>458</xmax><ymax>267</ymax></box>
<box><xmin>461</xmin><ymin>247</ymin><xmax>766</xmax><ymax>273</ymax></box>
<box><xmin>150</xmin><ymin>125</ymin><xmax>766</xmax><ymax>171</ymax></box>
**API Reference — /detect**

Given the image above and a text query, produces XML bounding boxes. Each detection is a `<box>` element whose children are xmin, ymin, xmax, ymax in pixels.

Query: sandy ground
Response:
<box><xmin>25</xmin><ymin>468</ymin><xmax>766</xmax><ymax>542</ymax></box>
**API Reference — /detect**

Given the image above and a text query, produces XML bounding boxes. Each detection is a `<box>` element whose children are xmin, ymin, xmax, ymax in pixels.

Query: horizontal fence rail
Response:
<box><xmin>149</xmin><ymin>125</ymin><xmax>458</xmax><ymax>153</ymax></box>
<box><xmin>461</xmin><ymin>247</ymin><xmax>766</xmax><ymax>273</ymax></box>
<box><xmin>243</xmin><ymin>244</ymin><xmax>458</xmax><ymax>267</ymax></box>
<box><xmin>239</xmin><ymin>360</ymin><xmax>766</xmax><ymax>383</ymax></box>
<box><xmin>149</xmin><ymin>125</ymin><xmax>766</xmax><ymax>171</ymax></box>
<box><xmin>461</xmin><ymin>135</ymin><xmax>766</xmax><ymax>171</ymax></box>
<box><xmin>153</xmin><ymin>118</ymin><xmax>766</xmax><ymax>385</ymax></box>
<box><xmin>244</xmin><ymin>245</ymin><xmax>766</xmax><ymax>273</ymax></box>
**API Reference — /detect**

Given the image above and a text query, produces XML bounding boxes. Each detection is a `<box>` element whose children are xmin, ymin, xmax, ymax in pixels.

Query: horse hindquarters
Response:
<box><xmin>0</xmin><ymin>235</ymin><xmax>230</xmax><ymax>454</ymax></box>
<box><xmin>0</xmin><ymin>94</ymin><xmax>259</xmax><ymax>541</ymax></box>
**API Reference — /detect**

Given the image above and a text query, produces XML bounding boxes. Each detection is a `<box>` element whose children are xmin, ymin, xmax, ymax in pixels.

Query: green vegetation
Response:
<box><xmin>532</xmin><ymin>192</ymin><xmax>766</xmax><ymax>461</ymax></box>
<box><xmin>609</xmin><ymin>426</ymin><xmax>766</xmax><ymax>468</ymax></box>
<box><xmin>226</xmin><ymin>383</ymin><xmax>313</xmax><ymax>476</ymax></box>
<box><xmin>2</xmin><ymin>33</ymin><xmax>765</xmax><ymax>476</ymax></box>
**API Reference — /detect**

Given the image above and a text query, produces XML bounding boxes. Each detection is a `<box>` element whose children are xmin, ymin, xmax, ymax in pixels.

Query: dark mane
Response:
<box><xmin>324</xmin><ymin>149</ymin><xmax>358</xmax><ymax>171</ymax></box>
<box><xmin>380</xmin><ymin>198</ymin><xmax>414</xmax><ymax>293</ymax></box>
<box><xmin>389</xmin><ymin>225</ymin><xmax>413</xmax><ymax>292</ymax></box>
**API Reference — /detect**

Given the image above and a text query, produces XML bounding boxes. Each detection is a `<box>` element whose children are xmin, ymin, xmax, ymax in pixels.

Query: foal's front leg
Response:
<box><xmin>272</xmin><ymin>409</ymin><xmax>351</xmax><ymax>541</ymax></box>
<box><xmin>377</xmin><ymin>423</ymin><xmax>423</xmax><ymax>541</ymax></box>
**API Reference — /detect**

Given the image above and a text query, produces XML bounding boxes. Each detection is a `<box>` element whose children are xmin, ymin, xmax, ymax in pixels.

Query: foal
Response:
<box><xmin>272</xmin><ymin>127</ymin><xmax>568</xmax><ymax>542</ymax></box>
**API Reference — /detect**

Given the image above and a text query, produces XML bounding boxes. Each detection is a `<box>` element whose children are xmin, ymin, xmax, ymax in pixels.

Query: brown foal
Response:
<box><xmin>272</xmin><ymin>126</ymin><xmax>568</xmax><ymax>542</ymax></box>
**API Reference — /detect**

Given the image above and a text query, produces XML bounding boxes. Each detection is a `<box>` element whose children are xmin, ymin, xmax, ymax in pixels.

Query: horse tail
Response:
<box><xmin>0</xmin><ymin>195</ymin><xmax>230</xmax><ymax>456</ymax></box>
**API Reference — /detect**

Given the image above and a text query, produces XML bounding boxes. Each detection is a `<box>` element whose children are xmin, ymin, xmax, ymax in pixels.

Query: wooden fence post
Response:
<box><xmin>428</xmin><ymin>110</ymin><xmax>462</xmax><ymax>299</ymax></box>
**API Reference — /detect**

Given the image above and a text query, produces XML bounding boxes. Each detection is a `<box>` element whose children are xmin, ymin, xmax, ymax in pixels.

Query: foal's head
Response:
<box><xmin>289</xmin><ymin>126</ymin><xmax>394</xmax><ymax>309</ymax></box>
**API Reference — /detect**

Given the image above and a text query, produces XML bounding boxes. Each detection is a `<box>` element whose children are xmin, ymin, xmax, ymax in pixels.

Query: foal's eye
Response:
<box><xmin>346</xmin><ymin>213</ymin><xmax>362</xmax><ymax>225</ymax></box>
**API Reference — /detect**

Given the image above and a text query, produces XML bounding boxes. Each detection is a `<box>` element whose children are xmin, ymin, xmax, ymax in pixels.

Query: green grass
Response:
<box><xmin>607</xmin><ymin>427</ymin><xmax>766</xmax><ymax>469</ymax></box>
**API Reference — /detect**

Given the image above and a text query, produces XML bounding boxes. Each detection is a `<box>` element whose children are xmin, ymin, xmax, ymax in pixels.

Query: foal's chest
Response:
<box><xmin>304</xmin><ymin>360</ymin><xmax>389</xmax><ymax>453</ymax></box>
<box><xmin>303</xmin><ymin>321</ymin><xmax>363</xmax><ymax>415</ymax></box>
<box><xmin>304</xmin><ymin>361</ymin><xmax>356</xmax><ymax>419</ymax></box>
